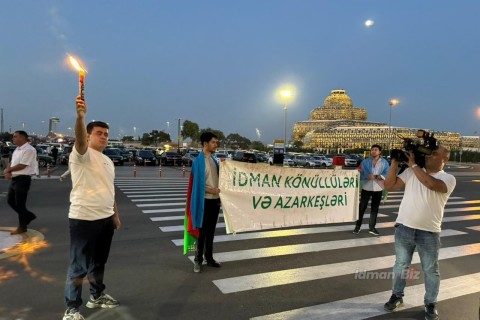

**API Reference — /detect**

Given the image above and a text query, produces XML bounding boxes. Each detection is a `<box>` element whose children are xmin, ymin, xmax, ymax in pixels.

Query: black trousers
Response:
<box><xmin>195</xmin><ymin>198</ymin><xmax>221</xmax><ymax>263</ymax></box>
<box><xmin>356</xmin><ymin>189</ymin><xmax>382</xmax><ymax>229</ymax></box>
<box><xmin>65</xmin><ymin>216</ymin><xmax>115</xmax><ymax>309</ymax></box>
<box><xmin>7</xmin><ymin>175</ymin><xmax>35</xmax><ymax>229</ymax></box>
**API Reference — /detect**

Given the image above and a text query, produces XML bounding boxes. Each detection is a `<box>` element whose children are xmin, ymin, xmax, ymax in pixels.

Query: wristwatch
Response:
<box><xmin>411</xmin><ymin>164</ymin><xmax>418</xmax><ymax>169</ymax></box>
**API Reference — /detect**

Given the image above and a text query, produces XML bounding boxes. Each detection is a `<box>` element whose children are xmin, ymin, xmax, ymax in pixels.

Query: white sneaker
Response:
<box><xmin>62</xmin><ymin>309</ymin><xmax>85</xmax><ymax>320</ymax></box>
<box><xmin>86</xmin><ymin>293</ymin><xmax>119</xmax><ymax>309</ymax></box>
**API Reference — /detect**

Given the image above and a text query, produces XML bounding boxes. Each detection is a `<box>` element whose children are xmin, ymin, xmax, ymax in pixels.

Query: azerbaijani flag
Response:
<box><xmin>183</xmin><ymin>172</ymin><xmax>199</xmax><ymax>254</ymax></box>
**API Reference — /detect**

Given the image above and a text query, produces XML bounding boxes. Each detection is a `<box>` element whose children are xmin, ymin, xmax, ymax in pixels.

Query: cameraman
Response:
<box><xmin>353</xmin><ymin>144</ymin><xmax>390</xmax><ymax>236</ymax></box>
<box><xmin>383</xmin><ymin>145</ymin><xmax>456</xmax><ymax>320</ymax></box>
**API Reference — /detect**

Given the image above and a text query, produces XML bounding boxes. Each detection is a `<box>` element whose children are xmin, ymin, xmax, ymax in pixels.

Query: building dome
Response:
<box><xmin>310</xmin><ymin>89</ymin><xmax>367</xmax><ymax>121</ymax></box>
<box><xmin>323</xmin><ymin>89</ymin><xmax>353</xmax><ymax>109</ymax></box>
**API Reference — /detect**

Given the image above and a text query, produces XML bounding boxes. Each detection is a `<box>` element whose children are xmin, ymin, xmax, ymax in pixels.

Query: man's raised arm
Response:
<box><xmin>74</xmin><ymin>96</ymin><xmax>88</xmax><ymax>155</ymax></box>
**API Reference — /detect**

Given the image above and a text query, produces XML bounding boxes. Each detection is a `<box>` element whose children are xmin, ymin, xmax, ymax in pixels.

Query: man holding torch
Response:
<box><xmin>63</xmin><ymin>93</ymin><xmax>121</xmax><ymax>319</ymax></box>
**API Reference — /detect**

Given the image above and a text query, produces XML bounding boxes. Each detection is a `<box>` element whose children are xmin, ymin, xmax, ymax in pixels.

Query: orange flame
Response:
<box><xmin>68</xmin><ymin>55</ymin><xmax>87</xmax><ymax>74</ymax></box>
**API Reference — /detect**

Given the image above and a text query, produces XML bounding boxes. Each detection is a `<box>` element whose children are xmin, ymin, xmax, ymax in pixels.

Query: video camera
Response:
<box><xmin>390</xmin><ymin>129</ymin><xmax>438</xmax><ymax>168</ymax></box>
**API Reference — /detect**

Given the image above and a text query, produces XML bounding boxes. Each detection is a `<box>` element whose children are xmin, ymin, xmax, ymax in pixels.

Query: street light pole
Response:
<box><xmin>284</xmin><ymin>101</ymin><xmax>288</xmax><ymax>155</ymax></box>
<box><xmin>177</xmin><ymin>118</ymin><xmax>181</xmax><ymax>153</ymax></box>
<box><xmin>279</xmin><ymin>89</ymin><xmax>293</xmax><ymax>154</ymax></box>
<box><xmin>389</xmin><ymin>99</ymin><xmax>399</xmax><ymax>151</ymax></box>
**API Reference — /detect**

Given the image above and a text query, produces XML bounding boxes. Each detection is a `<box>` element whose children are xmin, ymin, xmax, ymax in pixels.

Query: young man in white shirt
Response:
<box><xmin>383</xmin><ymin>146</ymin><xmax>456</xmax><ymax>320</ymax></box>
<box><xmin>4</xmin><ymin>131</ymin><xmax>37</xmax><ymax>235</ymax></box>
<box><xmin>63</xmin><ymin>97</ymin><xmax>121</xmax><ymax>320</ymax></box>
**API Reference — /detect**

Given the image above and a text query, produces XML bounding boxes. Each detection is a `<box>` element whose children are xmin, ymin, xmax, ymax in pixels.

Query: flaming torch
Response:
<box><xmin>68</xmin><ymin>55</ymin><xmax>87</xmax><ymax>101</ymax></box>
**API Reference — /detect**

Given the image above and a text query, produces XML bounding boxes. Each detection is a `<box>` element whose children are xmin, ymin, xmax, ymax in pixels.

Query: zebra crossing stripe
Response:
<box><xmin>127</xmin><ymin>193</ymin><xmax>186</xmax><ymax>198</ymax></box>
<box><xmin>124</xmin><ymin>190</ymin><xmax>185</xmax><ymax>194</ymax></box>
<box><xmin>466</xmin><ymin>225</ymin><xmax>480</xmax><ymax>231</ymax></box>
<box><xmin>151</xmin><ymin>213</ymin><xmax>382</xmax><ymax>223</ymax></box>
<box><xmin>137</xmin><ymin>202</ymin><xmax>185</xmax><ymax>208</ymax></box>
<box><xmin>116</xmin><ymin>183</ymin><xmax>188</xmax><ymax>187</ymax></box>
<box><xmin>382</xmin><ymin>196</ymin><xmax>463</xmax><ymax>203</ymax></box>
<box><xmin>212</xmin><ymin>243</ymin><xmax>480</xmax><ymax>294</ymax></box>
<box><xmin>142</xmin><ymin>208</ymin><xmax>185</xmax><ymax>214</ymax></box>
<box><xmin>250</xmin><ymin>272</ymin><xmax>480</xmax><ymax>320</ymax></box>
<box><xmin>159</xmin><ymin>213</ymin><xmax>386</xmax><ymax>232</ymax></box>
<box><xmin>151</xmin><ymin>214</ymin><xmax>224</xmax><ymax>222</ymax></box>
<box><xmin>171</xmin><ymin>213</ymin><xmax>480</xmax><ymax>246</ymax></box>
<box><xmin>118</xmin><ymin>187</ymin><xmax>186</xmax><ymax>191</ymax></box>
<box><xmin>380</xmin><ymin>200</ymin><xmax>480</xmax><ymax>209</ymax></box>
<box><xmin>131</xmin><ymin>197</ymin><xmax>186</xmax><ymax>202</ymax></box>
<box><xmin>188</xmin><ymin>229</ymin><xmax>464</xmax><ymax>263</ymax></box>
<box><xmin>160</xmin><ymin>223</ymin><xmax>226</xmax><ymax>232</ymax></box>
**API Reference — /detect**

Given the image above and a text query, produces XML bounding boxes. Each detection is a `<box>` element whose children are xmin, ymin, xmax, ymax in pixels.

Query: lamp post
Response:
<box><xmin>389</xmin><ymin>99</ymin><xmax>399</xmax><ymax>151</ymax></box>
<box><xmin>279</xmin><ymin>89</ymin><xmax>293</xmax><ymax>154</ymax></box>
<box><xmin>177</xmin><ymin>118</ymin><xmax>182</xmax><ymax>153</ymax></box>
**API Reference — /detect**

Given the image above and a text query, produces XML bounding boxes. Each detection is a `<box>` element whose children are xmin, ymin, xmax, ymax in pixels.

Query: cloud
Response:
<box><xmin>48</xmin><ymin>5</ymin><xmax>68</xmax><ymax>43</ymax></box>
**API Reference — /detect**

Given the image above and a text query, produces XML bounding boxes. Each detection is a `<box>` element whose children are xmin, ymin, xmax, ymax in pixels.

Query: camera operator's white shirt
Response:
<box><xmin>69</xmin><ymin>147</ymin><xmax>115</xmax><ymax>220</ymax></box>
<box><xmin>396</xmin><ymin>168</ymin><xmax>456</xmax><ymax>233</ymax></box>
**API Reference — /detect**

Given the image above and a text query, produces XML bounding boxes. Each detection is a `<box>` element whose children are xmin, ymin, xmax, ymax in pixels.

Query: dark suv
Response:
<box><xmin>160</xmin><ymin>152</ymin><xmax>183</xmax><ymax>166</ymax></box>
<box><xmin>136</xmin><ymin>150</ymin><xmax>157</xmax><ymax>166</ymax></box>
<box><xmin>233</xmin><ymin>151</ymin><xmax>257</xmax><ymax>163</ymax></box>
<box><xmin>103</xmin><ymin>148</ymin><xmax>124</xmax><ymax>166</ymax></box>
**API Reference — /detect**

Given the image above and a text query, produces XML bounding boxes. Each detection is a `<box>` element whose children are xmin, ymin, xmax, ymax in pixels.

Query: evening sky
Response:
<box><xmin>1</xmin><ymin>1</ymin><xmax>479</xmax><ymax>143</ymax></box>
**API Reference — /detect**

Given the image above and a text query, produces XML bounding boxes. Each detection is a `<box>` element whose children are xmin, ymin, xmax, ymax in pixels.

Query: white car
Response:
<box><xmin>268</xmin><ymin>156</ymin><xmax>295</xmax><ymax>166</ymax></box>
<box><xmin>313</xmin><ymin>156</ymin><xmax>332</xmax><ymax>168</ymax></box>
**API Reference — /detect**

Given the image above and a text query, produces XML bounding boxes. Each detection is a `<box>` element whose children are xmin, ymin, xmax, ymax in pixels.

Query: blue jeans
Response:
<box><xmin>64</xmin><ymin>216</ymin><xmax>115</xmax><ymax>310</ymax></box>
<box><xmin>392</xmin><ymin>223</ymin><xmax>441</xmax><ymax>305</ymax></box>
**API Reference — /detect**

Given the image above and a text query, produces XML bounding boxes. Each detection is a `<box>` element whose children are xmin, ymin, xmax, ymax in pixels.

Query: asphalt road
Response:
<box><xmin>1</xmin><ymin>162</ymin><xmax>479</xmax><ymax>320</ymax></box>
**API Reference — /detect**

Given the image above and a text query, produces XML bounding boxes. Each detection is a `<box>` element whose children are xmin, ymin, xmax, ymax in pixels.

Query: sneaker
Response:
<box><xmin>353</xmin><ymin>226</ymin><xmax>361</xmax><ymax>234</ymax></box>
<box><xmin>425</xmin><ymin>303</ymin><xmax>439</xmax><ymax>320</ymax></box>
<box><xmin>206</xmin><ymin>260</ymin><xmax>221</xmax><ymax>268</ymax></box>
<box><xmin>384</xmin><ymin>294</ymin><xmax>403</xmax><ymax>312</ymax></box>
<box><xmin>193</xmin><ymin>261</ymin><xmax>202</xmax><ymax>273</ymax></box>
<box><xmin>63</xmin><ymin>309</ymin><xmax>85</xmax><ymax>320</ymax></box>
<box><xmin>85</xmin><ymin>293</ymin><xmax>119</xmax><ymax>309</ymax></box>
<box><xmin>369</xmin><ymin>228</ymin><xmax>380</xmax><ymax>236</ymax></box>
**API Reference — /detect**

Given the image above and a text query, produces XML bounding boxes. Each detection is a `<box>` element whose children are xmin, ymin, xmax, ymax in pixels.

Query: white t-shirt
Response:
<box><xmin>69</xmin><ymin>147</ymin><xmax>115</xmax><ymax>220</ymax></box>
<box><xmin>396</xmin><ymin>168</ymin><xmax>456</xmax><ymax>233</ymax></box>
<box><xmin>10</xmin><ymin>143</ymin><xmax>37</xmax><ymax>176</ymax></box>
<box><xmin>204</xmin><ymin>156</ymin><xmax>220</xmax><ymax>200</ymax></box>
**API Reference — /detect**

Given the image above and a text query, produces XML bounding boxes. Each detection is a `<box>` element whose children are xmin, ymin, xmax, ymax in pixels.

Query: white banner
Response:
<box><xmin>219</xmin><ymin>161</ymin><xmax>359</xmax><ymax>234</ymax></box>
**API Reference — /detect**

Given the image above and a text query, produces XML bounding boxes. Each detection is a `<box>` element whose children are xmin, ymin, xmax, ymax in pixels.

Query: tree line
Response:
<box><xmin>120</xmin><ymin>120</ymin><xmax>267</xmax><ymax>151</ymax></box>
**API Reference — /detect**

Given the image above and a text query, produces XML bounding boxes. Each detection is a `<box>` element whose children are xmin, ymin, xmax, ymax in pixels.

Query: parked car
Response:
<box><xmin>35</xmin><ymin>147</ymin><xmax>55</xmax><ymax>167</ymax></box>
<box><xmin>213</xmin><ymin>153</ymin><xmax>229</xmax><ymax>161</ymax></box>
<box><xmin>313</xmin><ymin>156</ymin><xmax>333</xmax><ymax>168</ymax></box>
<box><xmin>117</xmin><ymin>146</ymin><xmax>134</xmax><ymax>161</ymax></box>
<box><xmin>60</xmin><ymin>146</ymin><xmax>73</xmax><ymax>165</ymax></box>
<box><xmin>233</xmin><ymin>151</ymin><xmax>257</xmax><ymax>163</ymax></box>
<box><xmin>135</xmin><ymin>150</ymin><xmax>157</xmax><ymax>166</ymax></box>
<box><xmin>103</xmin><ymin>148</ymin><xmax>124</xmax><ymax>166</ymax></box>
<box><xmin>268</xmin><ymin>155</ymin><xmax>295</xmax><ymax>166</ymax></box>
<box><xmin>255</xmin><ymin>153</ymin><xmax>268</xmax><ymax>163</ymax></box>
<box><xmin>291</xmin><ymin>155</ymin><xmax>308</xmax><ymax>167</ymax></box>
<box><xmin>160</xmin><ymin>152</ymin><xmax>182</xmax><ymax>166</ymax></box>
<box><xmin>344</xmin><ymin>155</ymin><xmax>359</xmax><ymax>167</ymax></box>
<box><xmin>182</xmin><ymin>153</ymin><xmax>199</xmax><ymax>166</ymax></box>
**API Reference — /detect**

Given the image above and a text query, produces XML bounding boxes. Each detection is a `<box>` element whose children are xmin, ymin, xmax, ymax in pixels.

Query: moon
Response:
<box><xmin>365</xmin><ymin>19</ymin><xmax>374</xmax><ymax>28</ymax></box>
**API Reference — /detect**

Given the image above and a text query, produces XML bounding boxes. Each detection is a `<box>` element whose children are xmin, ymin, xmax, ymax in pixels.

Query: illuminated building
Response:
<box><xmin>292</xmin><ymin>89</ymin><xmax>462</xmax><ymax>152</ymax></box>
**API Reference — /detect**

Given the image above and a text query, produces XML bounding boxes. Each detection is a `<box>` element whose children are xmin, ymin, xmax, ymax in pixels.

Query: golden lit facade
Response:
<box><xmin>461</xmin><ymin>136</ymin><xmax>480</xmax><ymax>150</ymax></box>
<box><xmin>293</xmin><ymin>89</ymin><xmax>462</xmax><ymax>152</ymax></box>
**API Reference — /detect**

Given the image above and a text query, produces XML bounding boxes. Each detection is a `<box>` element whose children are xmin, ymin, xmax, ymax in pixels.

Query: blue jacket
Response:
<box><xmin>190</xmin><ymin>152</ymin><xmax>219</xmax><ymax>229</ymax></box>
<box><xmin>360</xmin><ymin>157</ymin><xmax>390</xmax><ymax>186</ymax></box>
